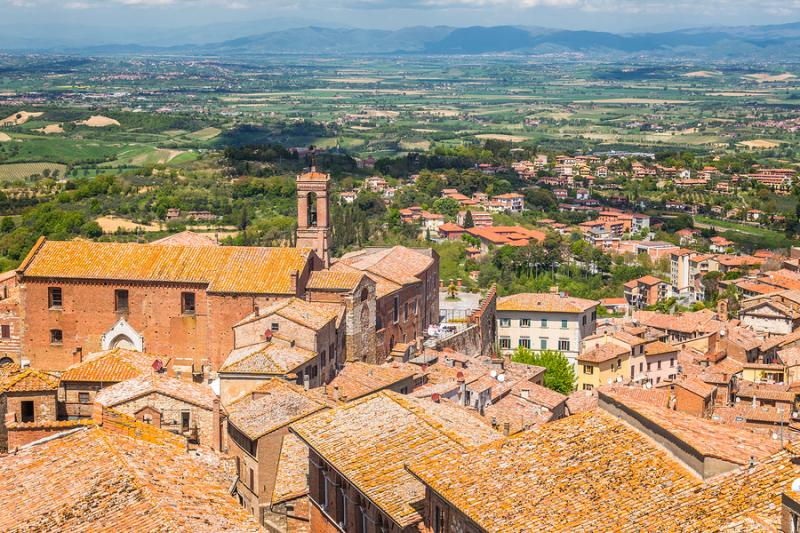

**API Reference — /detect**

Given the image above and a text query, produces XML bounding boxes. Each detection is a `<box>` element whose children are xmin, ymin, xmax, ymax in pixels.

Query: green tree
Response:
<box><xmin>432</xmin><ymin>197</ymin><xmax>461</xmax><ymax>218</ymax></box>
<box><xmin>511</xmin><ymin>348</ymin><xmax>576</xmax><ymax>394</ymax></box>
<box><xmin>463</xmin><ymin>210</ymin><xmax>475</xmax><ymax>229</ymax></box>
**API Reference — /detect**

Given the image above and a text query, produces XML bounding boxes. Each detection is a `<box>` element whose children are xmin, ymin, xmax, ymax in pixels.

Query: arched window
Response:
<box><xmin>0</xmin><ymin>356</ymin><xmax>13</xmax><ymax>366</ymax></box>
<box><xmin>360</xmin><ymin>288</ymin><xmax>369</xmax><ymax>302</ymax></box>
<box><xmin>307</xmin><ymin>192</ymin><xmax>318</xmax><ymax>227</ymax></box>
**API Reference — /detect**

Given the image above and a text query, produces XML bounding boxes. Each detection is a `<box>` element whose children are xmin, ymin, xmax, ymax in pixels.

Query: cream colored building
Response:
<box><xmin>496</xmin><ymin>292</ymin><xmax>598</xmax><ymax>368</ymax></box>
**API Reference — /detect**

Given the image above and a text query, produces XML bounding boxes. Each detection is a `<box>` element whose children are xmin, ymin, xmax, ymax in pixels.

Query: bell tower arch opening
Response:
<box><xmin>295</xmin><ymin>167</ymin><xmax>332</xmax><ymax>268</ymax></box>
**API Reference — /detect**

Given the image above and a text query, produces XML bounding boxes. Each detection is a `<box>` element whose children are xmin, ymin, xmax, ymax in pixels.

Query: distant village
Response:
<box><xmin>4</xmin><ymin>155</ymin><xmax>800</xmax><ymax>532</ymax></box>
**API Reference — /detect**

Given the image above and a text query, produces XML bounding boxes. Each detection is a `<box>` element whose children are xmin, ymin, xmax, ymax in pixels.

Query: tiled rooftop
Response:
<box><xmin>290</xmin><ymin>391</ymin><xmax>500</xmax><ymax>528</ymax></box>
<box><xmin>94</xmin><ymin>373</ymin><xmax>217</xmax><ymax>410</ymax></box>
<box><xmin>271</xmin><ymin>433</ymin><xmax>310</xmax><ymax>505</ymax></box>
<box><xmin>150</xmin><ymin>230</ymin><xmax>218</xmax><ymax>247</ymax></box>
<box><xmin>0</xmin><ymin>426</ymin><xmax>259</xmax><ymax>532</ymax></box>
<box><xmin>60</xmin><ymin>348</ymin><xmax>160</xmax><ymax>383</ymax></box>
<box><xmin>328</xmin><ymin>361</ymin><xmax>417</xmax><ymax>401</ymax></box>
<box><xmin>220</xmin><ymin>341</ymin><xmax>317</xmax><ymax>375</ymax></box>
<box><xmin>408</xmin><ymin>409</ymin><xmax>797</xmax><ymax>532</ymax></box>
<box><xmin>18</xmin><ymin>237</ymin><xmax>310</xmax><ymax>295</ymax></box>
<box><xmin>0</xmin><ymin>368</ymin><xmax>59</xmax><ymax>393</ymax></box>
<box><xmin>578</xmin><ymin>342</ymin><xmax>629</xmax><ymax>363</ymax></box>
<box><xmin>497</xmin><ymin>292</ymin><xmax>598</xmax><ymax>313</ymax></box>
<box><xmin>306</xmin><ymin>270</ymin><xmax>365</xmax><ymax>291</ymax></box>
<box><xmin>602</xmin><ymin>388</ymin><xmax>781</xmax><ymax>465</ymax></box>
<box><xmin>236</xmin><ymin>297</ymin><xmax>341</xmax><ymax>330</ymax></box>
<box><xmin>227</xmin><ymin>379</ymin><xmax>326</xmax><ymax>440</ymax></box>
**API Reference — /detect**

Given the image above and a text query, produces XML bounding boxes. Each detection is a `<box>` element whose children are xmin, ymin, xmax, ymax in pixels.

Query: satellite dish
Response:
<box><xmin>607</xmin><ymin>378</ymin><xmax>613</xmax><ymax>385</ymax></box>
<box><xmin>645</xmin><ymin>382</ymin><xmax>652</xmax><ymax>389</ymax></box>
<box><xmin>490</xmin><ymin>370</ymin><xmax>498</xmax><ymax>378</ymax></box>
<box><xmin>497</xmin><ymin>374</ymin><xmax>506</xmax><ymax>383</ymax></box>
<box><xmin>792</xmin><ymin>479</ymin><xmax>800</xmax><ymax>492</ymax></box>
<box><xmin>616</xmin><ymin>376</ymin><xmax>623</xmax><ymax>383</ymax></box>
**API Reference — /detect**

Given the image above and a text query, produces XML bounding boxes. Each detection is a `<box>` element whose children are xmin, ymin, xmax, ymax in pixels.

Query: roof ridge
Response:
<box><xmin>383</xmin><ymin>392</ymin><xmax>480</xmax><ymax>450</ymax></box>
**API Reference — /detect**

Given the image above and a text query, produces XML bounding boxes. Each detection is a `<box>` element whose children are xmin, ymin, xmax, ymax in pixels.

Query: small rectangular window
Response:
<box><xmin>499</xmin><ymin>336</ymin><xmax>511</xmax><ymax>349</ymax></box>
<box><xmin>499</xmin><ymin>318</ymin><xmax>511</xmax><ymax>327</ymax></box>
<box><xmin>393</xmin><ymin>297</ymin><xmax>399</xmax><ymax>323</ymax></box>
<box><xmin>181</xmin><ymin>410</ymin><xmax>190</xmax><ymax>431</ymax></box>
<box><xmin>519</xmin><ymin>337</ymin><xmax>531</xmax><ymax>349</ymax></box>
<box><xmin>541</xmin><ymin>319</ymin><xmax>548</xmax><ymax>328</ymax></box>
<box><xmin>48</xmin><ymin>287</ymin><xmax>63</xmax><ymax>309</ymax></box>
<box><xmin>50</xmin><ymin>329</ymin><xmax>63</xmax><ymax>345</ymax></box>
<box><xmin>520</xmin><ymin>318</ymin><xmax>531</xmax><ymax>328</ymax></box>
<box><xmin>540</xmin><ymin>338</ymin><xmax>548</xmax><ymax>350</ymax></box>
<box><xmin>1</xmin><ymin>325</ymin><xmax>10</xmax><ymax>339</ymax></box>
<box><xmin>78</xmin><ymin>392</ymin><xmax>90</xmax><ymax>404</ymax></box>
<box><xmin>583</xmin><ymin>384</ymin><xmax>593</xmax><ymax>391</ymax></box>
<box><xmin>115</xmin><ymin>289</ymin><xmax>129</xmax><ymax>312</ymax></box>
<box><xmin>558</xmin><ymin>339</ymin><xmax>570</xmax><ymax>351</ymax></box>
<box><xmin>181</xmin><ymin>292</ymin><xmax>196</xmax><ymax>315</ymax></box>
<box><xmin>562</xmin><ymin>319</ymin><xmax>568</xmax><ymax>329</ymax></box>
<box><xmin>271</xmin><ymin>322</ymin><xmax>279</xmax><ymax>332</ymax></box>
<box><xmin>21</xmin><ymin>400</ymin><xmax>34</xmax><ymax>422</ymax></box>
<box><xmin>584</xmin><ymin>365</ymin><xmax>594</xmax><ymax>375</ymax></box>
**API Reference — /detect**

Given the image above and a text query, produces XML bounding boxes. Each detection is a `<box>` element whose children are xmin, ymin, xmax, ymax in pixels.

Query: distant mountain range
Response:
<box><xmin>6</xmin><ymin>20</ymin><xmax>800</xmax><ymax>59</ymax></box>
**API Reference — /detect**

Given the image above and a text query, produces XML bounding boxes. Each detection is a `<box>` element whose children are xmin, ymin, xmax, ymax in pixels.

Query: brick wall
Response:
<box><xmin>5</xmin><ymin>420</ymin><xmax>93</xmax><ymax>451</ymax></box>
<box><xmin>20</xmin><ymin>278</ymin><xmax>293</xmax><ymax>371</ymax></box>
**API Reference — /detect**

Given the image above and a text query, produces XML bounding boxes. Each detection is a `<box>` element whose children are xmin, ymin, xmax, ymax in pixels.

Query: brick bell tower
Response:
<box><xmin>296</xmin><ymin>167</ymin><xmax>332</xmax><ymax>268</ymax></box>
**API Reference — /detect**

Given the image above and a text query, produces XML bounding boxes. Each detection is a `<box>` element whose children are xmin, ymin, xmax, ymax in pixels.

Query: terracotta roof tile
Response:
<box><xmin>602</xmin><ymin>389</ymin><xmax>781</xmax><ymax>465</ymax></box>
<box><xmin>60</xmin><ymin>349</ymin><xmax>160</xmax><ymax>383</ymax></box>
<box><xmin>290</xmin><ymin>391</ymin><xmax>501</xmax><ymax>528</ymax></box>
<box><xmin>0</xmin><ymin>368</ymin><xmax>59</xmax><ymax>393</ymax></box>
<box><xmin>220</xmin><ymin>341</ymin><xmax>317</xmax><ymax>375</ymax></box>
<box><xmin>227</xmin><ymin>379</ymin><xmax>326</xmax><ymax>440</ymax></box>
<box><xmin>307</xmin><ymin>270</ymin><xmax>365</xmax><ymax>291</ymax></box>
<box><xmin>578</xmin><ymin>342</ymin><xmax>629</xmax><ymax>363</ymax></box>
<box><xmin>94</xmin><ymin>373</ymin><xmax>216</xmax><ymax>410</ymax></box>
<box><xmin>0</xmin><ymin>426</ymin><xmax>260</xmax><ymax>531</ymax></box>
<box><xmin>329</xmin><ymin>361</ymin><xmax>417</xmax><ymax>401</ymax></box>
<box><xmin>19</xmin><ymin>238</ymin><xmax>310</xmax><ymax>295</ymax></box>
<box><xmin>408</xmin><ymin>409</ymin><xmax>796</xmax><ymax>532</ymax></box>
<box><xmin>150</xmin><ymin>230</ymin><xmax>218</xmax><ymax>247</ymax></box>
<box><xmin>271</xmin><ymin>433</ymin><xmax>310</xmax><ymax>505</ymax></box>
<box><xmin>497</xmin><ymin>292</ymin><xmax>598</xmax><ymax>313</ymax></box>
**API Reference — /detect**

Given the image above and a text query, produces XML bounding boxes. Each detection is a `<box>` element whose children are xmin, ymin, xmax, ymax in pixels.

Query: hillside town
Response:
<box><xmin>2</xmin><ymin>158</ymin><xmax>800</xmax><ymax>531</ymax></box>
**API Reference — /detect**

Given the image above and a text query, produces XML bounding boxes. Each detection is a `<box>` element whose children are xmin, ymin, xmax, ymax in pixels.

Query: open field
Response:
<box><xmin>95</xmin><ymin>216</ymin><xmax>161</xmax><ymax>233</ymax></box>
<box><xmin>0</xmin><ymin>162</ymin><xmax>67</xmax><ymax>180</ymax></box>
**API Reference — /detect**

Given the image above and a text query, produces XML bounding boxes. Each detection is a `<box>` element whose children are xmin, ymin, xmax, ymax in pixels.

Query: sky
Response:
<box><xmin>2</xmin><ymin>0</ymin><xmax>800</xmax><ymax>34</ymax></box>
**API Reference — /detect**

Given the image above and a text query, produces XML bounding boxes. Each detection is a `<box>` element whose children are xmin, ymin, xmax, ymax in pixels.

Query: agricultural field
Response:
<box><xmin>0</xmin><ymin>162</ymin><xmax>67</xmax><ymax>180</ymax></box>
<box><xmin>0</xmin><ymin>55</ymin><xmax>799</xmax><ymax>175</ymax></box>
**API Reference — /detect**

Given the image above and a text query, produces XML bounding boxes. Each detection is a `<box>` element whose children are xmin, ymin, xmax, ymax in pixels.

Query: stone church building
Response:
<box><xmin>11</xmin><ymin>169</ymin><xmax>439</xmax><ymax>373</ymax></box>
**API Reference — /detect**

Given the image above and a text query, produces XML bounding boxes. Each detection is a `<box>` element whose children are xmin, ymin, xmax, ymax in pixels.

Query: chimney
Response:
<box><xmin>457</xmin><ymin>278</ymin><xmax>462</xmax><ymax>288</ymax></box>
<box><xmin>290</xmin><ymin>270</ymin><xmax>299</xmax><ymax>295</ymax></box>
<box><xmin>503</xmin><ymin>422</ymin><xmax>510</xmax><ymax>436</ymax></box>
<box><xmin>333</xmin><ymin>384</ymin><xmax>340</xmax><ymax>402</ymax></box>
<box><xmin>521</xmin><ymin>388</ymin><xmax>530</xmax><ymax>399</ymax></box>
<box><xmin>72</xmin><ymin>347</ymin><xmax>83</xmax><ymax>365</ymax></box>
<box><xmin>431</xmin><ymin>393</ymin><xmax>441</xmax><ymax>403</ymax></box>
<box><xmin>211</xmin><ymin>398</ymin><xmax>221</xmax><ymax>452</ymax></box>
<box><xmin>304</xmin><ymin>373</ymin><xmax>310</xmax><ymax>391</ymax></box>
<box><xmin>254</xmin><ymin>304</ymin><xmax>259</xmax><ymax>317</ymax></box>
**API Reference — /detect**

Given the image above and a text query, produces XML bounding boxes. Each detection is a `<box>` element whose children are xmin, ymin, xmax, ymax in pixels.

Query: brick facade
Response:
<box><xmin>18</xmin><ymin>273</ymin><xmax>312</xmax><ymax>372</ymax></box>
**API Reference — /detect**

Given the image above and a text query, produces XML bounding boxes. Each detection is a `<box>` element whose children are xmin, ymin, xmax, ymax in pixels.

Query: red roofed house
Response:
<box><xmin>623</xmin><ymin>276</ymin><xmax>671</xmax><ymax>309</ymax></box>
<box><xmin>438</xmin><ymin>223</ymin><xmax>465</xmax><ymax>241</ymax></box>
<box><xmin>467</xmin><ymin>226</ymin><xmax>547</xmax><ymax>256</ymax></box>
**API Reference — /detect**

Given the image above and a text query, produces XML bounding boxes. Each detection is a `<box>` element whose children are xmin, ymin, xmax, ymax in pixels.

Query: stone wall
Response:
<box><xmin>103</xmin><ymin>391</ymin><xmax>215</xmax><ymax>446</ymax></box>
<box><xmin>434</xmin><ymin>286</ymin><xmax>497</xmax><ymax>358</ymax></box>
<box><xmin>5</xmin><ymin>420</ymin><xmax>92</xmax><ymax>451</ymax></box>
<box><xmin>97</xmin><ymin>405</ymin><xmax>186</xmax><ymax>448</ymax></box>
